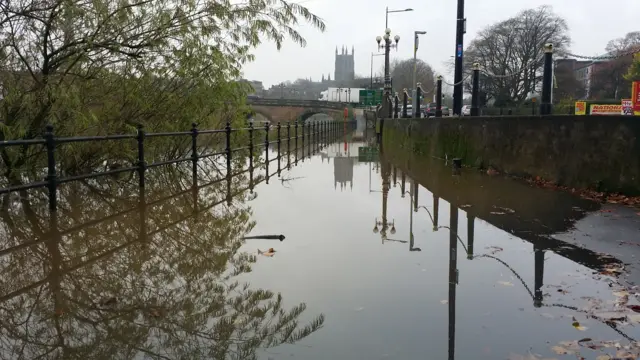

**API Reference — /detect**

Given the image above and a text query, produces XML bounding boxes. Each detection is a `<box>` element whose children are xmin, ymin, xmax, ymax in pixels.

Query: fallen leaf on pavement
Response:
<box><xmin>486</xmin><ymin>246</ymin><xmax>503</xmax><ymax>254</ymax></box>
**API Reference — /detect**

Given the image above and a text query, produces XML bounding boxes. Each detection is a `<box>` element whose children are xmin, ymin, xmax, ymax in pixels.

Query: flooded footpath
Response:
<box><xmin>1</xmin><ymin>134</ymin><xmax>640</xmax><ymax>360</ymax></box>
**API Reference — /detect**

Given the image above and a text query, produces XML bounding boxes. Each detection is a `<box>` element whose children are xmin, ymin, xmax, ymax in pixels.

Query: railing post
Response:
<box><xmin>191</xmin><ymin>122</ymin><xmax>198</xmax><ymax>187</ymax></box>
<box><xmin>312</xmin><ymin>122</ymin><xmax>316</xmax><ymax>154</ymax></box>
<box><xmin>265</xmin><ymin>122</ymin><xmax>270</xmax><ymax>182</ymax></box>
<box><xmin>44</xmin><ymin>125</ymin><xmax>57</xmax><ymax>212</ymax></box>
<box><xmin>307</xmin><ymin>122</ymin><xmax>311</xmax><ymax>158</ymax></box>
<box><xmin>301</xmin><ymin>121</ymin><xmax>305</xmax><ymax>161</ymax></box>
<box><xmin>287</xmin><ymin>123</ymin><xmax>291</xmax><ymax>169</ymax></box>
<box><xmin>277</xmin><ymin>122</ymin><xmax>281</xmax><ymax>176</ymax></box>
<box><xmin>225</xmin><ymin>121</ymin><xmax>232</xmax><ymax>176</ymax></box>
<box><xmin>416</xmin><ymin>84</ymin><xmax>422</xmax><ymax>119</ymax></box>
<box><xmin>248</xmin><ymin>122</ymin><xmax>254</xmax><ymax>172</ymax></box>
<box><xmin>137</xmin><ymin>124</ymin><xmax>146</xmax><ymax>188</ymax></box>
<box><xmin>295</xmin><ymin>121</ymin><xmax>299</xmax><ymax>163</ymax></box>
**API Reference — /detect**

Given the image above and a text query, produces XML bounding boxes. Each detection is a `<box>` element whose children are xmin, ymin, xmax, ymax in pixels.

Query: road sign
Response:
<box><xmin>359</xmin><ymin>89</ymin><xmax>383</xmax><ymax>106</ymax></box>
<box><xmin>358</xmin><ymin>146</ymin><xmax>379</xmax><ymax>162</ymax></box>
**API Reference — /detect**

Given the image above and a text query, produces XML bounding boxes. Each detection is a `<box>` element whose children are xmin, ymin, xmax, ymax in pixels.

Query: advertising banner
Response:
<box><xmin>622</xmin><ymin>99</ymin><xmax>633</xmax><ymax>115</ymax></box>
<box><xmin>589</xmin><ymin>104</ymin><xmax>622</xmax><ymax>115</ymax></box>
<box><xmin>633</xmin><ymin>81</ymin><xmax>640</xmax><ymax>115</ymax></box>
<box><xmin>574</xmin><ymin>101</ymin><xmax>587</xmax><ymax>115</ymax></box>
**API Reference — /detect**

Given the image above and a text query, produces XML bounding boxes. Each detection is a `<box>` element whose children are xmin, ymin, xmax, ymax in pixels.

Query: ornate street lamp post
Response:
<box><xmin>376</xmin><ymin>29</ymin><xmax>400</xmax><ymax>118</ymax></box>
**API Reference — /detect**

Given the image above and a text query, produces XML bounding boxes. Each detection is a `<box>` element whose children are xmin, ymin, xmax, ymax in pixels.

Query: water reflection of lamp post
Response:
<box><xmin>467</xmin><ymin>212</ymin><xmax>475</xmax><ymax>259</ymax></box>
<box><xmin>534</xmin><ymin>245</ymin><xmax>545</xmax><ymax>307</ymax></box>
<box><xmin>373</xmin><ymin>159</ymin><xmax>396</xmax><ymax>243</ymax></box>
<box><xmin>409</xmin><ymin>179</ymin><xmax>421</xmax><ymax>251</ymax></box>
<box><xmin>433</xmin><ymin>194</ymin><xmax>440</xmax><ymax>231</ymax></box>
<box><xmin>448</xmin><ymin>203</ymin><xmax>459</xmax><ymax>360</ymax></box>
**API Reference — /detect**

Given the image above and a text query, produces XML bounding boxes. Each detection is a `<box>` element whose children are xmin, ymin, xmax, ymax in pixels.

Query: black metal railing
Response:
<box><xmin>0</xmin><ymin>120</ymin><xmax>357</xmax><ymax>214</ymax></box>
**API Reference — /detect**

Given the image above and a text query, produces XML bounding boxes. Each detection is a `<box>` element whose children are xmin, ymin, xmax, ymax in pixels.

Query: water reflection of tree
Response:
<box><xmin>0</xmin><ymin>162</ymin><xmax>324</xmax><ymax>359</ymax></box>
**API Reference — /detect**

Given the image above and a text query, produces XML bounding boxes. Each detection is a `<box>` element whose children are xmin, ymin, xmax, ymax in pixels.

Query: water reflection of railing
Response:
<box><xmin>0</xmin><ymin>123</ymin><xmax>351</xmax><ymax>258</ymax></box>
<box><xmin>0</xmin><ymin>141</ymin><xmax>331</xmax><ymax>358</ymax></box>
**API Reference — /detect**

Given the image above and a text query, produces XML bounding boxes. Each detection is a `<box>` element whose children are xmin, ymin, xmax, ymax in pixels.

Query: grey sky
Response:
<box><xmin>242</xmin><ymin>0</ymin><xmax>639</xmax><ymax>88</ymax></box>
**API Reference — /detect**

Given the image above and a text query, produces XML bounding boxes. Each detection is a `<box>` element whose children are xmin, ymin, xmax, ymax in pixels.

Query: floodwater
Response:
<box><xmin>2</xmin><ymin>133</ymin><xmax>640</xmax><ymax>360</ymax></box>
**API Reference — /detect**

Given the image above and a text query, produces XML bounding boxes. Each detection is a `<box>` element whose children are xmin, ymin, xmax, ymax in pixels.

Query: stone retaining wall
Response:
<box><xmin>381</xmin><ymin>116</ymin><xmax>640</xmax><ymax>195</ymax></box>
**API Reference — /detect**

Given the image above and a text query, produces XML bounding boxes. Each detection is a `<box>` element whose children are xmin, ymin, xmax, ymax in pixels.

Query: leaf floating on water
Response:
<box><xmin>613</xmin><ymin>291</ymin><xmax>630</xmax><ymax>297</ymax></box>
<box><xmin>498</xmin><ymin>281</ymin><xmax>514</xmax><ymax>287</ymax></box>
<box><xmin>508</xmin><ymin>351</ymin><xmax>559</xmax><ymax>360</ymax></box>
<box><xmin>627</xmin><ymin>305</ymin><xmax>640</xmax><ymax>313</ymax></box>
<box><xmin>551</xmin><ymin>345</ymin><xmax>574</xmax><ymax>355</ymax></box>
<box><xmin>258</xmin><ymin>248</ymin><xmax>276</xmax><ymax>257</ymax></box>
<box><xmin>440</xmin><ymin>300</ymin><xmax>448</xmax><ymax>304</ymax></box>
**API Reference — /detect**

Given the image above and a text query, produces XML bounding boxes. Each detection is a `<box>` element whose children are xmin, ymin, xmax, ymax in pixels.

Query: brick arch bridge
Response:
<box><xmin>246</xmin><ymin>98</ymin><xmax>348</xmax><ymax>123</ymax></box>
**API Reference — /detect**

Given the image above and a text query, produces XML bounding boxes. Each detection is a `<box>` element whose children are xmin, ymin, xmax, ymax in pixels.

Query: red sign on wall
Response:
<box><xmin>633</xmin><ymin>81</ymin><xmax>640</xmax><ymax>115</ymax></box>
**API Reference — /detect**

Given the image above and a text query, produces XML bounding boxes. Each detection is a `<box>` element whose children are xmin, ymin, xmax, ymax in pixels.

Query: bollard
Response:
<box><xmin>191</xmin><ymin>122</ymin><xmax>198</xmax><ymax>187</ymax></box>
<box><xmin>402</xmin><ymin>89</ymin><xmax>409</xmax><ymax>118</ymax></box>
<box><xmin>136</xmin><ymin>124</ymin><xmax>146</xmax><ymax>188</ymax></box>
<box><xmin>394</xmin><ymin>93</ymin><xmax>399</xmax><ymax>119</ymax></box>
<box><xmin>415</xmin><ymin>83</ymin><xmax>422</xmax><ymax>118</ymax></box>
<box><xmin>471</xmin><ymin>63</ymin><xmax>480</xmax><ymax>116</ymax></box>
<box><xmin>435</xmin><ymin>76</ymin><xmax>443</xmax><ymax>118</ymax></box>
<box><xmin>45</xmin><ymin>125</ymin><xmax>57</xmax><ymax>212</ymax></box>
<box><xmin>540</xmin><ymin>43</ymin><xmax>554</xmax><ymax>115</ymax></box>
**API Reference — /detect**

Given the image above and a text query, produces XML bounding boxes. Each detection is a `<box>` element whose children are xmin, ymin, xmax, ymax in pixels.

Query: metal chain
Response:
<box><xmin>481</xmin><ymin>70</ymin><xmax>522</xmax><ymax>79</ymax></box>
<box><xmin>441</xmin><ymin>74</ymin><xmax>471</xmax><ymax>87</ymax></box>
<box><xmin>563</xmin><ymin>47</ymin><xmax>640</xmax><ymax>61</ymax></box>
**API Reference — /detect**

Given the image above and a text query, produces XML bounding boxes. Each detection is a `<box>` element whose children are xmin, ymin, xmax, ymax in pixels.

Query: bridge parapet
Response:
<box><xmin>247</xmin><ymin>98</ymin><xmax>347</xmax><ymax>110</ymax></box>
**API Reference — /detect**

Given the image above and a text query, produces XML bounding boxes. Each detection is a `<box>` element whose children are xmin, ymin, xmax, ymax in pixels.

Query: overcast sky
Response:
<box><xmin>242</xmin><ymin>0</ymin><xmax>639</xmax><ymax>88</ymax></box>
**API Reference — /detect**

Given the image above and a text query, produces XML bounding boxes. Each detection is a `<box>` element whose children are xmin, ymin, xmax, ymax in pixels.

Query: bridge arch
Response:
<box><xmin>299</xmin><ymin>109</ymin><xmax>337</xmax><ymax>123</ymax></box>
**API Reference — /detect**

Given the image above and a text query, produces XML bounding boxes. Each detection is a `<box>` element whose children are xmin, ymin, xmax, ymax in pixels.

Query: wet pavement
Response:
<box><xmin>1</xmin><ymin>134</ymin><xmax>640</xmax><ymax>360</ymax></box>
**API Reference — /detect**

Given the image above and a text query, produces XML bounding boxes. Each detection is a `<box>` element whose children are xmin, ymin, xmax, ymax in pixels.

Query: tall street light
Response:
<box><xmin>452</xmin><ymin>0</ymin><xmax>467</xmax><ymax>115</ymax></box>
<box><xmin>413</xmin><ymin>30</ymin><xmax>427</xmax><ymax>117</ymax></box>
<box><xmin>376</xmin><ymin>29</ymin><xmax>400</xmax><ymax>117</ymax></box>
<box><xmin>386</xmin><ymin>7</ymin><xmax>413</xmax><ymax>28</ymax></box>
<box><xmin>370</xmin><ymin>52</ymin><xmax>385</xmax><ymax>89</ymax></box>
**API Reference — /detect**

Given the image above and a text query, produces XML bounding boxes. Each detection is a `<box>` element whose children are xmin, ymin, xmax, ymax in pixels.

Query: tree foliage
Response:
<box><xmin>626</xmin><ymin>53</ymin><xmax>640</xmax><ymax>81</ymax></box>
<box><xmin>464</xmin><ymin>6</ymin><xmax>570</xmax><ymax>106</ymax></box>
<box><xmin>390</xmin><ymin>58</ymin><xmax>435</xmax><ymax>99</ymax></box>
<box><xmin>590</xmin><ymin>32</ymin><xmax>640</xmax><ymax>99</ymax></box>
<box><xmin>554</xmin><ymin>62</ymin><xmax>586</xmax><ymax>102</ymax></box>
<box><xmin>0</xmin><ymin>0</ymin><xmax>325</xmax><ymax>185</ymax></box>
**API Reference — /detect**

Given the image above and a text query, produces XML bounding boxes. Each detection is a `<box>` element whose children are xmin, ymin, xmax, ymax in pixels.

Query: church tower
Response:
<box><xmin>334</xmin><ymin>45</ymin><xmax>355</xmax><ymax>84</ymax></box>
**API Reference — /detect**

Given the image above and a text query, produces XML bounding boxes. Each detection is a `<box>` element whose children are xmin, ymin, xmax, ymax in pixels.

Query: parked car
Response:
<box><xmin>461</xmin><ymin>105</ymin><xmax>471</xmax><ymax>116</ymax></box>
<box><xmin>423</xmin><ymin>103</ymin><xmax>450</xmax><ymax>117</ymax></box>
